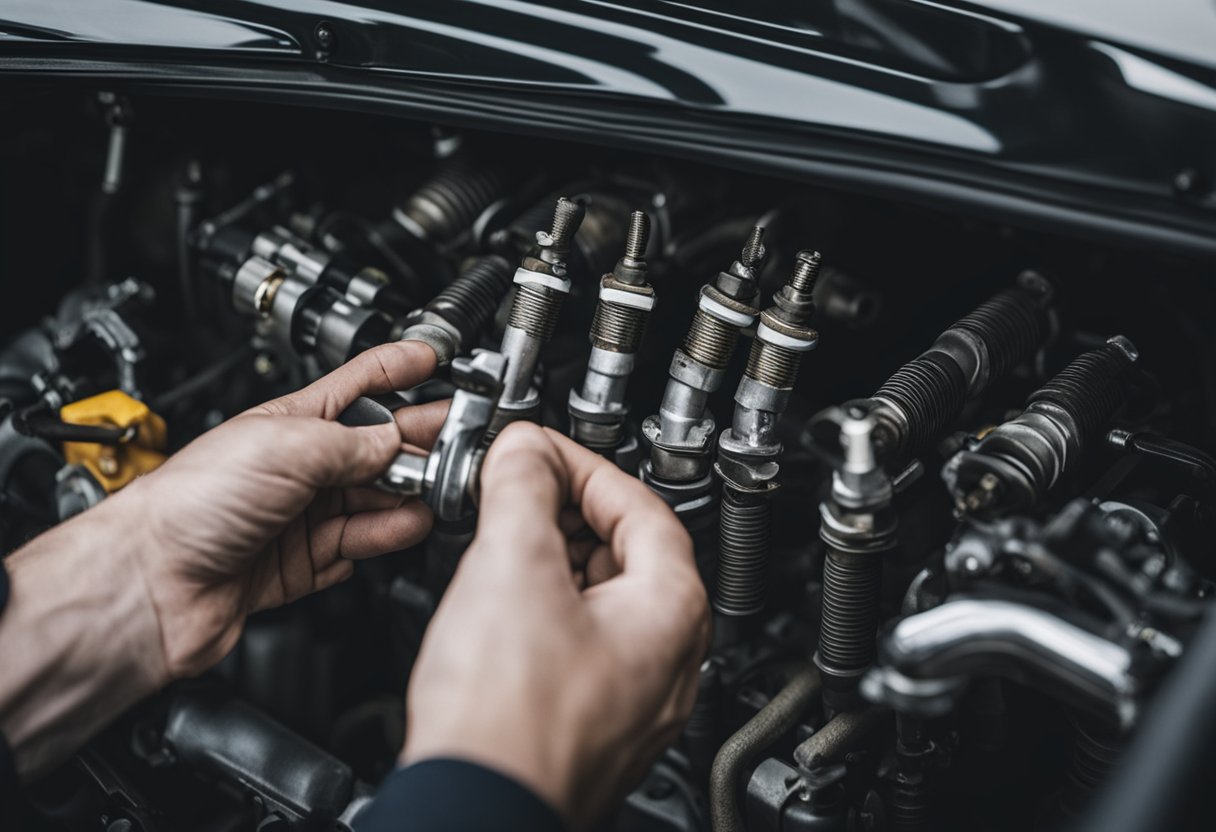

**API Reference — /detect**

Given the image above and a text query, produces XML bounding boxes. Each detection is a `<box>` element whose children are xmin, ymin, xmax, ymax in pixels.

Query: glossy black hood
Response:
<box><xmin>2</xmin><ymin>0</ymin><xmax>1216</xmax><ymax>259</ymax></box>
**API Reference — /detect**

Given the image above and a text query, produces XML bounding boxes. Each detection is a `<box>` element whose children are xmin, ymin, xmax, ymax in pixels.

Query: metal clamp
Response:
<box><xmin>340</xmin><ymin>350</ymin><xmax>507</xmax><ymax>522</ymax></box>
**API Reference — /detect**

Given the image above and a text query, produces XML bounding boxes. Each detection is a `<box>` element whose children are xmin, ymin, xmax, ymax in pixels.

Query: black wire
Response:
<box><xmin>152</xmin><ymin>344</ymin><xmax>254</xmax><ymax>412</ymax></box>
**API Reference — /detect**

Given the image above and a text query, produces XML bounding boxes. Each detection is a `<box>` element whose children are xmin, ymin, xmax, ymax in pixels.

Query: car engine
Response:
<box><xmin>3</xmin><ymin>91</ymin><xmax>1215</xmax><ymax>831</ymax></box>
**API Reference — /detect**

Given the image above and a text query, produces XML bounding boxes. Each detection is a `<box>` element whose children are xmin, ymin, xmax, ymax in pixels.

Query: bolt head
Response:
<box><xmin>313</xmin><ymin>22</ymin><xmax>335</xmax><ymax>49</ymax></box>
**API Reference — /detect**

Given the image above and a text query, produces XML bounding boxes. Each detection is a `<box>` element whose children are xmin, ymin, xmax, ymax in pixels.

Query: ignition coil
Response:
<box><xmin>396</xmin><ymin>255</ymin><xmax>514</xmax><ymax>366</ymax></box>
<box><xmin>848</xmin><ymin>271</ymin><xmax>1054</xmax><ymax>462</ymax></box>
<box><xmin>815</xmin><ymin>412</ymin><xmax>898</xmax><ymax>717</ymax></box>
<box><xmin>568</xmin><ymin>210</ymin><xmax>655</xmax><ymax>460</ymax></box>
<box><xmin>714</xmin><ymin>249</ymin><xmax>820</xmax><ymax>618</ymax></box>
<box><xmin>391</xmin><ymin>156</ymin><xmax>511</xmax><ymax>247</ymax></box>
<box><xmin>640</xmin><ymin>226</ymin><xmax>766</xmax><ymax>516</ymax></box>
<box><xmin>490</xmin><ymin>197</ymin><xmax>587</xmax><ymax>434</ymax></box>
<box><xmin>943</xmin><ymin>336</ymin><xmax>1139</xmax><ymax>517</ymax></box>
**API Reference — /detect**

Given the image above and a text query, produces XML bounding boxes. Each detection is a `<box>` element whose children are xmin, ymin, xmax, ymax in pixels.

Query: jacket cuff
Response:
<box><xmin>356</xmin><ymin>758</ymin><xmax>566</xmax><ymax>832</ymax></box>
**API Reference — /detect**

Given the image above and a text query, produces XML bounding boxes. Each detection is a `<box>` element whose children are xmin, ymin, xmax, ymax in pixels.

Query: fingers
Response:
<box><xmin>272</xmin><ymin>417</ymin><xmax>402</xmax><ymax>489</ymax></box>
<box><xmin>251</xmin><ymin>341</ymin><xmax>438</xmax><ymax>420</ymax></box>
<box><xmin>541</xmin><ymin>428</ymin><xmax>694</xmax><ymax>586</ymax></box>
<box><xmin>471</xmin><ymin>422</ymin><xmax>570</xmax><ymax>574</ymax></box>
<box><xmin>396</xmin><ymin>399</ymin><xmax>450</xmax><ymax>451</ymax></box>
<box><xmin>321</xmin><ymin>501</ymin><xmax>434</xmax><ymax>560</ymax></box>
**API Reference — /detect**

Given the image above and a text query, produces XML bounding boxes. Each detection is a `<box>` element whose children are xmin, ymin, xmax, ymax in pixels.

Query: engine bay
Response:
<box><xmin>3</xmin><ymin>91</ymin><xmax>1216</xmax><ymax>831</ymax></box>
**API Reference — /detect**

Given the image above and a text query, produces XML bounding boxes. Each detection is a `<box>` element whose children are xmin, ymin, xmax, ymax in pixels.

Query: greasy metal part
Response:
<box><xmin>643</xmin><ymin>226</ymin><xmax>765</xmax><ymax>515</ymax></box>
<box><xmin>227</xmin><ymin>251</ymin><xmax>392</xmax><ymax>369</ymax></box>
<box><xmin>846</xmin><ymin>271</ymin><xmax>1054</xmax><ymax>462</ymax></box>
<box><xmin>860</xmin><ymin>598</ymin><xmax>1139</xmax><ymax>729</ymax></box>
<box><xmin>491</xmin><ymin>197</ymin><xmax>586</xmax><ymax>434</ymax></box>
<box><xmin>1060</xmin><ymin>718</ymin><xmax>1123</xmax><ymax>818</ymax></box>
<box><xmin>792</xmin><ymin>706</ymin><xmax>886</xmax><ymax>768</ymax></box>
<box><xmin>890</xmin><ymin>714</ymin><xmax>934</xmax><ymax>832</ymax></box>
<box><xmin>346</xmin><ymin>351</ymin><xmax>506</xmax><ymax>523</ymax></box>
<box><xmin>815</xmin><ymin>414</ymin><xmax>898</xmax><ymax>717</ymax></box>
<box><xmin>569</xmin><ymin>210</ymin><xmax>656</xmax><ymax>453</ymax></box>
<box><xmin>709</xmin><ymin>666</ymin><xmax>820</xmax><ymax>832</ymax></box>
<box><xmin>713</xmin><ymin>249</ymin><xmax>820</xmax><ymax>618</ymax></box>
<box><xmin>943</xmin><ymin>336</ymin><xmax>1138</xmax><ymax>517</ymax></box>
<box><xmin>392</xmin><ymin>157</ymin><xmax>508</xmax><ymax>245</ymax></box>
<box><xmin>398</xmin><ymin>255</ymin><xmax>513</xmax><ymax>365</ymax></box>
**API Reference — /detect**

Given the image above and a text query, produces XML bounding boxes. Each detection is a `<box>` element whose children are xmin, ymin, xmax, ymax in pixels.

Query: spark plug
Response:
<box><xmin>944</xmin><ymin>336</ymin><xmax>1138</xmax><ymax>517</ymax></box>
<box><xmin>490</xmin><ymin>197</ymin><xmax>587</xmax><ymax>434</ymax></box>
<box><xmin>641</xmin><ymin>226</ymin><xmax>765</xmax><ymax>514</ymax></box>
<box><xmin>714</xmin><ymin>250</ymin><xmax>821</xmax><ymax>618</ymax></box>
<box><xmin>396</xmin><ymin>255</ymin><xmax>514</xmax><ymax>365</ymax></box>
<box><xmin>568</xmin><ymin>210</ymin><xmax>655</xmax><ymax>456</ymax></box>
<box><xmin>815</xmin><ymin>412</ymin><xmax>898</xmax><ymax>718</ymax></box>
<box><xmin>847</xmin><ymin>271</ymin><xmax>1054</xmax><ymax>463</ymax></box>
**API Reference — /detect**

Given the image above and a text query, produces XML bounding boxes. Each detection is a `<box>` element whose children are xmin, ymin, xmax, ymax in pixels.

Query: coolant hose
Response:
<box><xmin>709</xmin><ymin>666</ymin><xmax>820</xmax><ymax>832</ymax></box>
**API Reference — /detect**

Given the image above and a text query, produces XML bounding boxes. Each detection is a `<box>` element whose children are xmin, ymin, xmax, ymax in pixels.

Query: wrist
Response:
<box><xmin>0</xmin><ymin>497</ymin><xmax>169</xmax><ymax>778</ymax></box>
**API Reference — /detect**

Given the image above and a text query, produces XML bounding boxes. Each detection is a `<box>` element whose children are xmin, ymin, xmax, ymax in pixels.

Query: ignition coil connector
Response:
<box><xmin>714</xmin><ymin>249</ymin><xmax>820</xmax><ymax>618</ymax></box>
<box><xmin>490</xmin><ymin>196</ymin><xmax>587</xmax><ymax>434</ymax></box>
<box><xmin>847</xmin><ymin>271</ymin><xmax>1054</xmax><ymax>463</ymax></box>
<box><xmin>641</xmin><ymin>226</ymin><xmax>765</xmax><ymax>511</ymax></box>
<box><xmin>392</xmin><ymin>156</ymin><xmax>510</xmax><ymax>247</ymax></box>
<box><xmin>397</xmin><ymin>255</ymin><xmax>514</xmax><ymax>365</ymax></box>
<box><xmin>815</xmin><ymin>412</ymin><xmax>898</xmax><ymax>717</ymax></box>
<box><xmin>944</xmin><ymin>336</ymin><xmax>1139</xmax><ymax>517</ymax></box>
<box><xmin>568</xmin><ymin>210</ymin><xmax>655</xmax><ymax>455</ymax></box>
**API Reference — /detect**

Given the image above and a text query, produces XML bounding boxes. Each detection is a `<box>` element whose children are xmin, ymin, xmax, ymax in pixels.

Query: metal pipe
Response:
<box><xmin>861</xmin><ymin>598</ymin><xmax>1138</xmax><ymax>728</ymax></box>
<box><xmin>709</xmin><ymin>666</ymin><xmax>820</xmax><ymax>832</ymax></box>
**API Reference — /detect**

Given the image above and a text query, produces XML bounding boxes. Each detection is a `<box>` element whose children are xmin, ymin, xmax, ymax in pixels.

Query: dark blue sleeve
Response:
<box><xmin>355</xmin><ymin>759</ymin><xmax>567</xmax><ymax>832</ymax></box>
<box><xmin>0</xmin><ymin>558</ymin><xmax>21</xmax><ymax>821</ymax></box>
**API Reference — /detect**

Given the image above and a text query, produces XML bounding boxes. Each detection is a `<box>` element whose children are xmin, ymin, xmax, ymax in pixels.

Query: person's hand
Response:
<box><xmin>123</xmin><ymin>340</ymin><xmax>448</xmax><ymax>679</ymax></box>
<box><xmin>1</xmin><ymin>341</ymin><xmax>448</xmax><ymax>777</ymax></box>
<box><xmin>402</xmin><ymin>423</ymin><xmax>711</xmax><ymax>829</ymax></box>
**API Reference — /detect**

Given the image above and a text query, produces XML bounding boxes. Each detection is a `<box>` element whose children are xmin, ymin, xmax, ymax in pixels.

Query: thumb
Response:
<box><xmin>279</xmin><ymin>417</ymin><xmax>403</xmax><ymax>489</ymax></box>
<box><xmin>470</xmin><ymin>422</ymin><xmax>569</xmax><ymax>569</ymax></box>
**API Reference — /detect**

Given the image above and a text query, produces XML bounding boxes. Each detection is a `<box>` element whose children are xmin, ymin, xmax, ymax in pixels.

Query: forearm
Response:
<box><xmin>0</xmin><ymin>497</ymin><xmax>167</xmax><ymax>779</ymax></box>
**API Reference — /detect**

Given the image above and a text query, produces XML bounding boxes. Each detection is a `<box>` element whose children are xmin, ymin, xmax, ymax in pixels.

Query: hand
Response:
<box><xmin>402</xmin><ymin>423</ymin><xmax>711</xmax><ymax>829</ymax></box>
<box><xmin>126</xmin><ymin>340</ymin><xmax>448</xmax><ymax>679</ymax></box>
<box><xmin>1</xmin><ymin>340</ymin><xmax>448</xmax><ymax>777</ymax></box>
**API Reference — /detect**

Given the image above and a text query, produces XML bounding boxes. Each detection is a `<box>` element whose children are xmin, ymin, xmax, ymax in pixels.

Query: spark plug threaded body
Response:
<box><xmin>491</xmin><ymin>197</ymin><xmax>586</xmax><ymax>433</ymax></box>
<box><xmin>713</xmin><ymin>250</ymin><xmax>821</xmax><ymax>619</ymax></box>
<box><xmin>642</xmin><ymin>226</ymin><xmax>766</xmax><ymax>491</ymax></box>
<box><xmin>570</xmin><ymin>210</ymin><xmax>656</xmax><ymax>453</ymax></box>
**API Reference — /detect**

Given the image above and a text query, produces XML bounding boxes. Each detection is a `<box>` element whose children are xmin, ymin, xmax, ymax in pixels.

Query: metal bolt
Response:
<box><xmin>790</xmin><ymin>249</ymin><xmax>821</xmax><ymax>292</ymax></box>
<box><xmin>740</xmin><ymin>225</ymin><xmax>766</xmax><ymax>268</ymax></box>
<box><xmin>313</xmin><ymin>22</ymin><xmax>335</xmax><ymax>50</ymax></box>
<box><xmin>254</xmin><ymin>353</ymin><xmax>277</xmax><ymax>377</ymax></box>
<box><xmin>624</xmin><ymin>210</ymin><xmax>650</xmax><ymax>259</ymax></box>
<box><xmin>98</xmin><ymin>453</ymin><xmax>119</xmax><ymax>478</ymax></box>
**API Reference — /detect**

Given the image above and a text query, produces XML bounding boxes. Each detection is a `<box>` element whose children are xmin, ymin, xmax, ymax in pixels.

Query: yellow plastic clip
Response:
<box><xmin>60</xmin><ymin>390</ymin><xmax>167</xmax><ymax>492</ymax></box>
